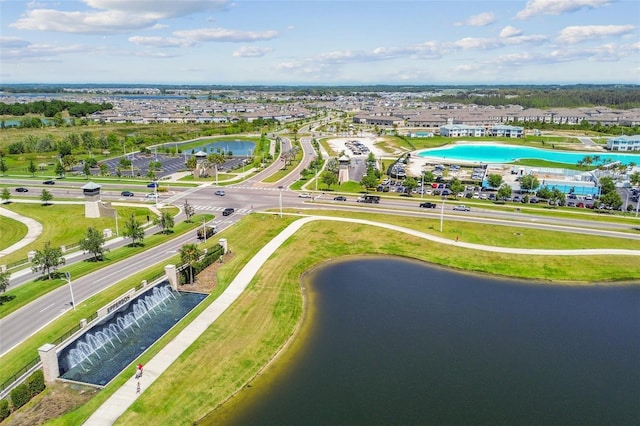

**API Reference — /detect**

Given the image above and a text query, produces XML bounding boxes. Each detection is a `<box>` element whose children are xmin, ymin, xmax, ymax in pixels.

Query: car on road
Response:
<box><xmin>298</xmin><ymin>193</ymin><xmax>312</xmax><ymax>198</ymax></box>
<box><xmin>42</xmin><ymin>180</ymin><xmax>55</xmax><ymax>185</ymax></box>
<box><xmin>15</xmin><ymin>187</ymin><xmax>28</xmax><ymax>192</ymax></box>
<box><xmin>214</xmin><ymin>190</ymin><xmax>225</xmax><ymax>196</ymax></box>
<box><xmin>222</xmin><ymin>207</ymin><xmax>235</xmax><ymax>216</ymax></box>
<box><xmin>453</xmin><ymin>204</ymin><xmax>470</xmax><ymax>211</ymax></box>
<box><xmin>419</xmin><ymin>202</ymin><xmax>436</xmax><ymax>208</ymax></box>
<box><xmin>121</xmin><ymin>191</ymin><xmax>134</xmax><ymax>197</ymax></box>
<box><xmin>147</xmin><ymin>182</ymin><xmax>159</xmax><ymax>188</ymax></box>
<box><xmin>334</xmin><ymin>196</ymin><xmax>347</xmax><ymax>201</ymax></box>
<box><xmin>146</xmin><ymin>193</ymin><xmax>159</xmax><ymax>199</ymax></box>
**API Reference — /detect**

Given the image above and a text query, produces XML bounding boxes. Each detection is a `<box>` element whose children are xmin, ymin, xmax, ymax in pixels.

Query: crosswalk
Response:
<box><xmin>192</xmin><ymin>205</ymin><xmax>252</xmax><ymax>214</ymax></box>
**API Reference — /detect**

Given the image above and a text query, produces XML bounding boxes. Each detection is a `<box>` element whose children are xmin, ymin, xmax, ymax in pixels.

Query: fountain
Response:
<box><xmin>58</xmin><ymin>283</ymin><xmax>206</xmax><ymax>386</ymax></box>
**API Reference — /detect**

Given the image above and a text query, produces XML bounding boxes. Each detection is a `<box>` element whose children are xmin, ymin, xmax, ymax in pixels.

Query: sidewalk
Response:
<box><xmin>83</xmin><ymin>214</ymin><xmax>640</xmax><ymax>425</ymax></box>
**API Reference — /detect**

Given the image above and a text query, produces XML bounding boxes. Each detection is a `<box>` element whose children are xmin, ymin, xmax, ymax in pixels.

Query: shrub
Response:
<box><xmin>0</xmin><ymin>399</ymin><xmax>9</xmax><ymax>421</ymax></box>
<box><xmin>9</xmin><ymin>383</ymin><xmax>30</xmax><ymax>410</ymax></box>
<box><xmin>26</xmin><ymin>370</ymin><xmax>46</xmax><ymax>397</ymax></box>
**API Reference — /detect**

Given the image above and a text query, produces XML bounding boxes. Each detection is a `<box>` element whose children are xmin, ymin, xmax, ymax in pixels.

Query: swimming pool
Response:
<box><xmin>417</xmin><ymin>143</ymin><xmax>640</xmax><ymax>165</ymax></box>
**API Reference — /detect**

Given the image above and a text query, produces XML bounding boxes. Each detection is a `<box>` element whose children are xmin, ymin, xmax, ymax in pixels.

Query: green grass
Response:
<box><xmin>0</xmin><ymin>213</ymin><xmax>28</xmax><ymax>252</ymax></box>
<box><xmin>0</xmin><ymin>213</ymin><xmax>213</xmax><ymax>319</ymax></box>
<box><xmin>262</xmin><ymin>153</ymin><xmax>304</xmax><ymax>183</ymax></box>
<box><xmin>0</xmin><ymin>204</ymin><xmax>153</xmax><ymax>266</ymax></box>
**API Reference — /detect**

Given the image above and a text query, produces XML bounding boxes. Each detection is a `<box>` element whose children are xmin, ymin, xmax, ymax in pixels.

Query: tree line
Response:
<box><xmin>0</xmin><ymin>100</ymin><xmax>113</xmax><ymax>118</ymax></box>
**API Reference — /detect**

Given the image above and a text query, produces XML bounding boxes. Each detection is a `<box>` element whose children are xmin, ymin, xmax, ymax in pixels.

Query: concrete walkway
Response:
<box><xmin>83</xmin><ymin>214</ymin><xmax>640</xmax><ymax>425</ymax></box>
<box><xmin>0</xmin><ymin>206</ymin><xmax>43</xmax><ymax>258</ymax></box>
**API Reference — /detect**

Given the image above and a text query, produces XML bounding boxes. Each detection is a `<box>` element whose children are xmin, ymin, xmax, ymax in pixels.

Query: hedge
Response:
<box><xmin>0</xmin><ymin>399</ymin><xmax>9</xmax><ymax>421</ymax></box>
<box><xmin>26</xmin><ymin>370</ymin><xmax>45</xmax><ymax>397</ymax></box>
<box><xmin>9</xmin><ymin>383</ymin><xmax>29</xmax><ymax>410</ymax></box>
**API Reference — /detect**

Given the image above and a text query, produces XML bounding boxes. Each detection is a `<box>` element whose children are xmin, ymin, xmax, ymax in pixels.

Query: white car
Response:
<box><xmin>453</xmin><ymin>204</ymin><xmax>470</xmax><ymax>211</ymax></box>
<box><xmin>146</xmin><ymin>193</ymin><xmax>159</xmax><ymax>199</ymax></box>
<box><xmin>298</xmin><ymin>193</ymin><xmax>312</xmax><ymax>198</ymax></box>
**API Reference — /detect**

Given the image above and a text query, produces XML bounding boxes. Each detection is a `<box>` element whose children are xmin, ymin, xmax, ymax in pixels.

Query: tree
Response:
<box><xmin>79</xmin><ymin>227</ymin><xmax>108</xmax><ymax>261</ymax></box>
<box><xmin>99</xmin><ymin>163</ymin><xmax>109</xmax><ymax>176</ymax></box>
<box><xmin>55</xmin><ymin>162</ymin><xmax>66</xmax><ymax>178</ymax></box>
<box><xmin>40</xmin><ymin>189</ymin><xmax>53</xmax><ymax>205</ymax></box>
<box><xmin>600</xmin><ymin>191</ymin><xmax>622</xmax><ymax>209</ymax></box>
<box><xmin>186</xmin><ymin>156</ymin><xmax>197</xmax><ymax>171</ymax></box>
<box><xmin>154</xmin><ymin>211</ymin><xmax>175</xmax><ymax>234</ymax></box>
<box><xmin>0</xmin><ymin>156</ymin><xmax>7</xmax><ymax>176</ymax></box>
<box><xmin>83</xmin><ymin>161</ymin><xmax>91</xmax><ymax>178</ymax></box>
<box><xmin>321</xmin><ymin>170</ymin><xmax>338</xmax><ymax>190</ymax></box>
<box><xmin>519</xmin><ymin>174</ymin><xmax>539</xmax><ymax>193</ymax></box>
<box><xmin>32</xmin><ymin>241</ymin><xmax>65</xmax><ymax>279</ymax></box>
<box><xmin>146</xmin><ymin>168</ymin><xmax>156</xmax><ymax>180</ymax></box>
<box><xmin>536</xmin><ymin>186</ymin><xmax>552</xmax><ymax>200</ymax></box>
<box><xmin>0</xmin><ymin>270</ymin><xmax>10</xmax><ymax>295</ymax></box>
<box><xmin>360</xmin><ymin>172</ymin><xmax>378</xmax><ymax>190</ymax></box>
<box><xmin>28</xmin><ymin>159</ymin><xmax>37</xmax><ymax>177</ymax></box>
<box><xmin>184</xmin><ymin>200</ymin><xmax>195</xmax><ymax>222</ymax></box>
<box><xmin>123</xmin><ymin>213</ymin><xmax>145</xmax><ymax>246</ymax></box>
<box><xmin>404</xmin><ymin>177</ymin><xmax>418</xmax><ymax>195</ymax></box>
<box><xmin>487</xmin><ymin>174</ymin><xmax>503</xmax><ymax>189</ymax></box>
<box><xmin>1</xmin><ymin>187</ymin><xmax>10</xmax><ymax>204</ymax></box>
<box><xmin>449</xmin><ymin>178</ymin><xmax>465</xmax><ymax>197</ymax></box>
<box><xmin>497</xmin><ymin>184</ymin><xmax>512</xmax><ymax>201</ymax></box>
<box><xmin>599</xmin><ymin>176</ymin><xmax>615</xmax><ymax>195</ymax></box>
<box><xmin>180</xmin><ymin>243</ymin><xmax>202</xmax><ymax>285</ymax></box>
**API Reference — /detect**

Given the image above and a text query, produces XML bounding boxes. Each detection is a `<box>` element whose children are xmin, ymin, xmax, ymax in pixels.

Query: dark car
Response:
<box><xmin>121</xmin><ymin>191</ymin><xmax>134</xmax><ymax>197</ymax></box>
<box><xmin>15</xmin><ymin>187</ymin><xmax>28</xmax><ymax>193</ymax></box>
<box><xmin>334</xmin><ymin>196</ymin><xmax>347</xmax><ymax>201</ymax></box>
<box><xmin>222</xmin><ymin>207</ymin><xmax>235</xmax><ymax>216</ymax></box>
<box><xmin>147</xmin><ymin>182</ymin><xmax>159</xmax><ymax>188</ymax></box>
<box><xmin>215</xmin><ymin>190</ymin><xmax>225</xmax><ymax>196</ymax></box>
<box><xmin>42</xmin><ymin>180</ymin><xmax>55</xmax><ymax>185</ymax></box>
<box><xmin>419</xmin><ymin>202</ymin><xmax>436</xmax><ymax>208</ymax></box>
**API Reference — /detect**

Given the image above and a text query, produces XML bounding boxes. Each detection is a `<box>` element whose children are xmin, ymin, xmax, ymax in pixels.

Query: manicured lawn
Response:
<box><xmin>0</xmin><ymin>213</ymin><xmax>27</xmax><ymax>252</ymax></box>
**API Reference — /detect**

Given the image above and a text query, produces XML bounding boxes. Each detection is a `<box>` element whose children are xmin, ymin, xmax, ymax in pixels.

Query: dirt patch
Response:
<box><xmin>3</xmin><ymin>382</ymin><xmax>98</xmax><ymax>426</ymax></box>
<box><xmin>179</xmin><ymin>251</ymin><xmax>234</xmax><ymax>294</ymax></box>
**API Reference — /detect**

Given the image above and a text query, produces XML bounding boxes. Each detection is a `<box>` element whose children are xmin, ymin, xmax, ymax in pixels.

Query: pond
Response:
<box><xmin>202</xmin><ymin>257</ymin><xmax>640</xmax><ymax>425</ymax></box>
<box><xmin>192</xmin><ymin>140</ymin><xmax>255</xmax><ymax>157</ymax></box>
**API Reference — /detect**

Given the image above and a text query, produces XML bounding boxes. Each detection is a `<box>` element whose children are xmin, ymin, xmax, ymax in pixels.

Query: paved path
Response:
<box><xmin>84</xmin><ymin>214</ymin><xmax>640</xmax><ymax>425</ymax></box>
<box><xmin>0</xmin><ymin>206</ymin><xmax>43</xmax><ymax>258</ymax></box>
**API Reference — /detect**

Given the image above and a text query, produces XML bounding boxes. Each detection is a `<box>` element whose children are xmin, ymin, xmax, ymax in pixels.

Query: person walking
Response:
<box><xmin>137</xmin><ymin>363</ymin><xmax>143</xmax><ymax>377</ymax></box>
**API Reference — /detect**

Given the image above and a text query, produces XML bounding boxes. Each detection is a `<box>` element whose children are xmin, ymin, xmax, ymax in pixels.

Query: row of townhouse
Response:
<box><xmin>606</xmin><ymin>135</ymin><xmax>640</xmax><ymax>151</ymax></box>
<box><xmin>439</xmin><ymin>124</ymin><xmax>524</xmax><ymax>138</ymax></box>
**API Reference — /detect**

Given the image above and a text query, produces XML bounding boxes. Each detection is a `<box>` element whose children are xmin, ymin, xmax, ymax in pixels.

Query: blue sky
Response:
<box><xmin>1</xmin><ymin>0</ymin><xmax>638</xmax><ymax>85</ymax></box>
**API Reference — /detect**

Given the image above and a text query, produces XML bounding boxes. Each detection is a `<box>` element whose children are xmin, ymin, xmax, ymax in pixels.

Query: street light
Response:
<box><xmin>278</xmin><ymin>186</ymin><xmax>284</xmax><ymax>218</ymax></box>
<box><xmin>115</xmin><ymin>209</ymin><xmax>119</xmax><ymax>236</ymax></box>
<box><xmin>440</xmin><ymin>195</ymin><xmax>446</xmax><ymax>233</ymax></box>
<box><xmin>315</xmin><ymin>165</ymin><xmax>318</xmax><ymax>192</ymax></box>
<box><xmin>65</xmin><ymin>272</ymin><xmax>76</xmax><ymax>311</ymax></box>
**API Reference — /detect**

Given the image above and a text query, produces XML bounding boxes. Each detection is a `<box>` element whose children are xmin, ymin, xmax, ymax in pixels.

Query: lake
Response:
<box><xmin>201</xmin><ymin>257</ymin><xmax>640</xmax><ymax>425</ymax></box>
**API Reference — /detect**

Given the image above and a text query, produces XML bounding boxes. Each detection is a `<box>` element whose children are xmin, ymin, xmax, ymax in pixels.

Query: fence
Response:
<box><xmin>0</xmin><ymin>356</ymin><xmax>40</xmax><ymax>397</ymax></box>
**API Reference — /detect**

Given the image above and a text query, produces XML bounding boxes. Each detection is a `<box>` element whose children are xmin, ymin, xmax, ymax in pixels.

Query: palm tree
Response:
<box><xmin>180</xmin><ymin>243</ymin><xmax>202</xmax><ymax>285</ymax></box>
<box><xmin>207</xmin><ymin>153</ymin><xmax>225</xmax><ymax>184</ymax></box>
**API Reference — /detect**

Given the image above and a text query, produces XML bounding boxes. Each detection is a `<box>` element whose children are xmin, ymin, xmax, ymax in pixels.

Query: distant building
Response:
<box><xmin>606</xmin><ymin>135</ymin><xmax>640</xmax><ymax>151</ymax></box>
<box><xmin>490</xmin><ymin>125</ymin><xmax>524</xmax><ymax>138</ymax></box>
<box><xmin>439</xmin><ymin>124</ymin><xmax>485</xmax><ymax>137</ymax></box>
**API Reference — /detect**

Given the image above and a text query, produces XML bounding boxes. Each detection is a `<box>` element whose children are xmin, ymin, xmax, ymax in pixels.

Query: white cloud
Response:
<box><xmin>0</xmin><ymin>42</ymin><xmax>96</xmax><ymax>61</ymax></box>
<box><xmin>516</xmin><ymin>0</ymin><xmax>612</xmax><ymax>20</ymax></box>
<box><xmin>232</xmin><ymin>45</ymin><xmax>273</xmax><ymax>57</ymax></box>
<box><xmin>0</xmin><ymin>36</ymin><xmax>31</xmax><ymax>48</ymax></box>
<box><xmin>454</xmin><ymin>37</ymin><xmax>502</xmax><ymax>50</ymax></box>
<box><xmin>454</xmin><ymin>12</ymin><xmax>495</xmax><ymax>27</ymax></box>
<box><xmin>128</xmin><ymin>36</ymin><xmax>193</xmax><ymax>48</ymax></box>
<box><xmin>499</xmin><ymin>26</ymin><xmax>522</xmax><ymax>38</ymax></box>
<box><xmin>452</xmin><ymin>64</ymin><xmax>482</xmax><ymax>72</ymax></box>
<box><xmin>10</xmin><ymin>0</ymin><xmax>230</xmax><ymax>34</ymax></box>
<box><xmin>172</xmin><ymin>28</ymin><xmax>279</xmax><ymax>43</ymax></box>
<box><xmin>557</xmin><ymin>25</ymin><xmax>636</xmax><ymax>44</ymax></box>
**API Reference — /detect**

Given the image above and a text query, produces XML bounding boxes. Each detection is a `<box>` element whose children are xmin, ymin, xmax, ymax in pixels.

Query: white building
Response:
<box><xmin>606</xmin><ymin>135</ymin><xmax>640</xmax><ymax>151</ymax></box>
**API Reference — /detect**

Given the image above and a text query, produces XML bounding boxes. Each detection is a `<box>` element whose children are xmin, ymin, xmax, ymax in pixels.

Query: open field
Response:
<box><xmin>0</xmin><ymin>214</ymin><xmax>27</xmax><ymax>252</ymax></box>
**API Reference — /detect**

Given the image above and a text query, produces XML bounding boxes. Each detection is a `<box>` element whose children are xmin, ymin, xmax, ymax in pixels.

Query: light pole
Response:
<box><xmin>115</xmin><ymin>209</ymin><xmax>119</xmax><ymax>236</ymax></box>
<box><xmin>440</xmin><ymin>196</ymin><xmax>445</xmax><ymax>233</ymax></box>
<box><xmin>421</xmin><ymin>173</ymin><xmax>424</xmax><ymax>199</ymax></box>
<box><xmin>65</xmin><ymin>272</ymin><xmax>76</xmax><ymax>311</ymax></box>
<box><xmin>278</xmin><ymin>186</ymin><xmax>283</xmax><ymax>218</ymax></box>
<box><xmin>315</xmin><ymin>165</ymin><xmax>318</xmax><ymax>192</ymax></box>
<box><xmin>202</xmin><ymin>217</ymin><xmax>207</xmax><ymax>243</ymax></box>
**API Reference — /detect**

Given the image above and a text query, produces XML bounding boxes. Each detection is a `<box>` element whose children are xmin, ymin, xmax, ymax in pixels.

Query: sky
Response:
<box><xmin>0</xmin><ymin>0</ymin><xmax>639</xmax><ymax>85</ymax></box>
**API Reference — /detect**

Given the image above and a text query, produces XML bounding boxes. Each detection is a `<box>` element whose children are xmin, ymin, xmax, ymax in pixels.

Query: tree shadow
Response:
<box><xmin>0</xmin><ymin>294</ymin><xmax>16</xmax><ymax>305</ymax></box>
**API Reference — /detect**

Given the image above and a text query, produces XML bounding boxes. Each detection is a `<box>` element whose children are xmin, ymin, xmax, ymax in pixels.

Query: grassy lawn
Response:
<box><xmin>0</xmin><ymin>213</ymin><xmax>213</xmax><ymax>319</ymax></box>
<box><xmin>0</xmin><ymin>204</ymin><xmax>153</xmax><ymax>266</ymax></box>
<box><xmin>0</xmin><ymin>214</ymin><xmax>27</xmax><ymax>252</ymax></box>
<box><xmin>262</xmin><ymin>152</ymin><xmax>304</xmax><ymax>183</ymax></box>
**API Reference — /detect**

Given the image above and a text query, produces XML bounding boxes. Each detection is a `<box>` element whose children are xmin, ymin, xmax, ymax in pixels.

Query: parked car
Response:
<box><xmin>419</xmin><ymin>202</ymin><xmax>436</xmax><ymax>208</ymax></box>
<box><xmin>453</xmin><ymin>204</ymin><xmax>470</xmax><ymax>211</ymax></box>
<box><xmin>298</xmin><ymin>192</ymin><xmax>312</xmax><ymax>198</ymax></box>
<box><xmin>15</xmin><ymin>187</ymin><xmax>28</xmax><ymax>192</ymax></box>
<box><xmin>147</xmin><ymin>182</ymin><xmax>158</xmax><ymax>188</ymax></box>
<box><xmin>222</xmin><ymin>207</ymin><xmax>235</xmax><ymax>216</ymax></box>
<box><xmin>214</xmin><ymin>190</ymin><xmax>225</xmax><ymax>196</ymax></box>
<box><xmin>42</xmin><ymin>180</ymin><xmax>55</xmax><ymax>185</ymax></box>
<box><xmin>121</xmin><ymin>191</ymin><xmax>134</xmax><ymax>197</ymax></box>
<box><xmin>334</xmin><ymin>196</ymin><xmax>347</xmax><ymax>201</ymax></box>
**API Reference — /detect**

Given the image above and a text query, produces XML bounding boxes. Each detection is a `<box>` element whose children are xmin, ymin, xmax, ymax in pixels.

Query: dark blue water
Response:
<box><xmin>193</xmin><ymin>140</ymin><xmax>255</xmax><ymax>156</ymax></box>
<box><xmin>205</xmin><ymin>257</ymin><xmax>640</xmax><ymax>426</ymax></box>
<box><xmin>58</xmin><ymin>284</ymin><xmax>206</xmax><ymax>386</ymax></box>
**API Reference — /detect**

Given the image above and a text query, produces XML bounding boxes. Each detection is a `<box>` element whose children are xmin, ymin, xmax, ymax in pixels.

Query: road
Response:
<box><xmin>2</xmin><ymin>137</ymin><xmax>639</xmax><ymax>358</ymax></box>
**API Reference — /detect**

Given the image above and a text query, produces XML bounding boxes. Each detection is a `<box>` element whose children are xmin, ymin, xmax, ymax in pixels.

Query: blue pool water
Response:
<box><xmin>418</xmin><ymin>143</ymin><xmax>639</xmax><ymax>165</ymax></box>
